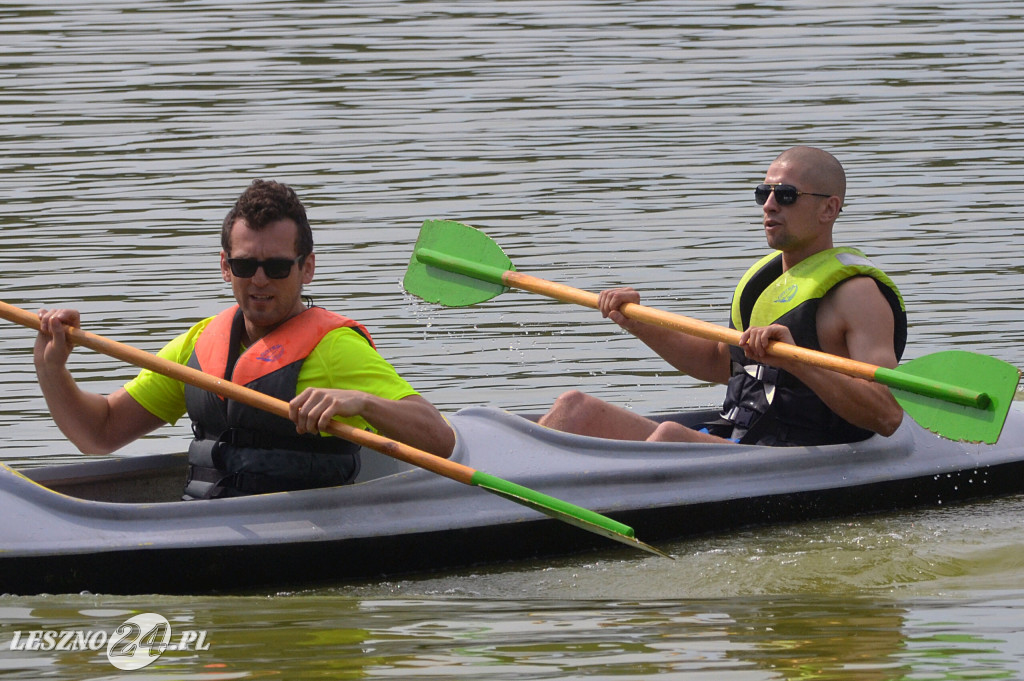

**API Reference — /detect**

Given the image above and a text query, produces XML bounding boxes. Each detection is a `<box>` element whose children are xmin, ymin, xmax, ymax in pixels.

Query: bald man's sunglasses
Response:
<box><xmin>227</xmin><ymin>256</ymin><xmax>304</xmax><ymax>279</ymax></box>
<box><xmin>754</xmin><ymin>184</ymin><xmax>831</xmax><ymax>206</ymax></box>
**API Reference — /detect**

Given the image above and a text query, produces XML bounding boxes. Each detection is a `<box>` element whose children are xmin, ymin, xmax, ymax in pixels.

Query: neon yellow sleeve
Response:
<box><xmin>123</xmin><ymin>318</ymin><xmax>214</xmax><ymax>425</ymax></box>
<box><xmin>296</xmin><ymin>326</ymin><xmax>419</xmax><ymax>432</ymax></box>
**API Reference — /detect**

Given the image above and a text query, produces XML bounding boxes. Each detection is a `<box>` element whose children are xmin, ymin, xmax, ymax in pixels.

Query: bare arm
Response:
<box><xmin>600</xmin><ymin>288</ymin><xmax>733</xmax><ymax>385</ymax></box>
<box><xmin>289</xmin><ymin>390</ymin><xmax>455</xmax><ymax>458</ymax></box>
<box><xmin>739</xmin><ymin>277</ymin><xmax>904</xmax><ymax>436</ymax></box>
<box><xmin>34</xmin><ymin>309</ymin><xmax>166</xmax><ymax>454</ymax></box>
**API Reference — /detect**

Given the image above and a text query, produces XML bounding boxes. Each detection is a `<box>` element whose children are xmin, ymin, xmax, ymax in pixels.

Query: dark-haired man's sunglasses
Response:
<box><xmin>754</xmin><ymin>183</ymin><xmax>831</xmax><ymax>206</ymax></box>
<box><xmin>227</xmin><ymin>256</ymin><xmax>304</xmax><ymax>279</ymax></box>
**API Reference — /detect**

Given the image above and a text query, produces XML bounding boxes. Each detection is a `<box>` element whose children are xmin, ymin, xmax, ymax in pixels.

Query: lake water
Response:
<box><xmin>1</xmin><ymin>0</ymin><xmax>1024</xmax><ymax>677</ymax></box>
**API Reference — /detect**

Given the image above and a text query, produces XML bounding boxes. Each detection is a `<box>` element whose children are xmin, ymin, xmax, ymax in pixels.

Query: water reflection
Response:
<box><xmin>4</xmin><ymin>593</ymin><xmax>1024</xmax><ymax>679</ymax></box>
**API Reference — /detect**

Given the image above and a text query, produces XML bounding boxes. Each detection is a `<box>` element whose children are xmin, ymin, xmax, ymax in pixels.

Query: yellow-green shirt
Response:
<box><xmin>123</xmin><ymin>316</ymin><xmax>418</xmax><ymax>432</ymax></box>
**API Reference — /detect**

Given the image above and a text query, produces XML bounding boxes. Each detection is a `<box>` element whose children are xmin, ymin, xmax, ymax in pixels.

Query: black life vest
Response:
<box><xmin>183</xmin><ymin>305</ymin><xmax>375</xmax><ymax>499</ymax></box>
<box><xmin>711</xmin><ymin>248</ymin><xmax>907</xmax><ymax>446</ymax></box>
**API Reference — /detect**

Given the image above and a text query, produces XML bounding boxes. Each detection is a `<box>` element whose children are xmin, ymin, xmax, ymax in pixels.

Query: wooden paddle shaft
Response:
<box><xmin>0</xmin><ymin>301</ymin><xmax>474</xmax><ymax>485</ymax></box>
<box><xmin>502</xmin><ymin>270</ymin><xmax>882</xmax><ymax>382</ymax></box>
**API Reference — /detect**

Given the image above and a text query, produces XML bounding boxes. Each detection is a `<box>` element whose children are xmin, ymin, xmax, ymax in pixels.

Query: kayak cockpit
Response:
<box><xmin>21</xmin><ymin>453</ymin><xmax>188</xmax><ymax>503</ymax></box>
<box><xmin>17</xmin><ymin>444</ymin><xmax>419</xmax><ymax>504</ymax></box>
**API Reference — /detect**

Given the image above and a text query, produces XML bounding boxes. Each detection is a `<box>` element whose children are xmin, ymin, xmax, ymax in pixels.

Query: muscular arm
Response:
<box><xmin>290</xmin><ymin>391</ymin><xmax>455</xmax><ymax>458</ymax></box>
<box><xmin>740</xmin><ymin>277</ymin><xmax>905</xmax><ymax>436</ymax></box>
<box><xmin>600</xmin><ymin>288</ymin><xmax>733</xmax><ymax>385</ymax></box>
<box><xmin>35</xmin><ymin>310</ymin><xmax>166</xmax><ymax>454</ymax></box>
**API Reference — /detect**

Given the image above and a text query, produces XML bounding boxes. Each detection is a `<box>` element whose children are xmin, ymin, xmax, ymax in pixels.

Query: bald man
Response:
<box><xmin>539</xmin><ymin>147</ymin><xmax>908</xmax><ymax>446</ymax></box>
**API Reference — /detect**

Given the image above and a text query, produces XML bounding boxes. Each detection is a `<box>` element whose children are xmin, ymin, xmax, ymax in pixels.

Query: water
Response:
<box><xmin>5</xmin><ymin>592</ymin><xmax>1024</xmax><ymax>679</ymax></box>
<box><xmin>1</xmin><ymin>0</ymin><xmax>1024</xmax><ymax>677</ymax></box>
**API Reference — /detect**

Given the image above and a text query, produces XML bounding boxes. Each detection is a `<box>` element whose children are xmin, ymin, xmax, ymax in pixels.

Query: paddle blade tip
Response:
<box><xmin>403</xmin><ymin>219</ymin><xmax>513</xmax><ymax>307</ymax></box>
<box><xmin>893</xmin><ymin>350</ymin><xmax>1020</xmax><ymax>444</ymax></box>
<box><xmin>472</xmin><ymin>471</ymin><xmax>672</xmax><ymax>558</ymax></box>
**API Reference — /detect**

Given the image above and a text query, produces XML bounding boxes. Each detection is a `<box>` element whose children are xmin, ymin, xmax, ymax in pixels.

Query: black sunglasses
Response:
<box><xmin>226</xmin><ymin>256</ymin><xmax>304</xmax><ymax>279</ymax></box>
<box><xmin>755</xmin><ymin>183</ymin><xmax>832</xmax><ymax>206</ymax></box>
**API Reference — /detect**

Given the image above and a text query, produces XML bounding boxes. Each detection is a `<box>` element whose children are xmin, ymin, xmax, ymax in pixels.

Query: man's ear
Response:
<box><xmin>220</xmin><ymin>251</ymin><xmax>232</xmax><ymax>283</ymax></box>
<box><xmin>301</xmin><ymin>253</ymin><xmax>315</xmax><ymax>284</ymax></box>
<box><xmin>821</xmin><ymin>196</ymin><xmax>843</xmax><ymax>223</ymax></box>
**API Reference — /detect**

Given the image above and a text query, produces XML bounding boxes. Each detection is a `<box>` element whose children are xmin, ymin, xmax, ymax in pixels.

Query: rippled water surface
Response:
<box><xmin>2</xmin><ymin>0</ymin><xmax>1024</xmax><ymax>678</ymax></box>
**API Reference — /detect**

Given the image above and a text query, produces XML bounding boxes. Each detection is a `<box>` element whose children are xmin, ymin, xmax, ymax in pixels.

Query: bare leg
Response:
<box><xmin>646</xmin><ymin>420</ymin><xmax>732</xmax><ymax>444</ymax></box>
<box><xmin>538</xmin><ymin>390</ymin><xmax>659</xmax><ymax>441</ymax></box>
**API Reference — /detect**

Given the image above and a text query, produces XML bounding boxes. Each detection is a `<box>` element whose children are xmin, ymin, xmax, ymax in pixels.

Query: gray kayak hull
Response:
<box><xmin>2</xmin><ymin>405</ymin><xmax>1023</xmax><ymax>595</ymax></box>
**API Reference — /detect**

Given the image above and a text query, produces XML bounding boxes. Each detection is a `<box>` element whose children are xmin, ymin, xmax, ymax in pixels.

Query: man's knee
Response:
<box><xmin>647</xmin><ymin>420</ymin><xmax>690</xmax><ymax>442</ymax></box>
<box><xmin>542</xmin><ymin>390</ymin><xmax>591</xmax><ymax>423</ymax></box>
<box><xmin>647</xmin><ymin>420</ymin><xmax>732</xmax><ymax>444</ymax></box>
<box><xmin>551</xmin><ymin>390</ymin><xmax>590</xmax><ymax>412</ymax></box>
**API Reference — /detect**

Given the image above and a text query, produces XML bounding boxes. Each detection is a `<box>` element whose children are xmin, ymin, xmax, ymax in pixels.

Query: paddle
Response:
<box><xmin>403</xmin><ymin>219</ymin><xmax>1021</xmax><ymax>444</ymax></box>
<box><xmin>0</xmin><ymin>300</ymin><xmax>667</xmax><ymax>558</ymax></box>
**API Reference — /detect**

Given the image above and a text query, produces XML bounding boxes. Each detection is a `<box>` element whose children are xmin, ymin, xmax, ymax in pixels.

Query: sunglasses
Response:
<box><xmin>226</xmin><ymin>255</ymin><xmax>304</xmax><ymax>279</ymax></box>
<box><xmin>755</xmin><ymin>183</ymin><xmax>832</xmax><ymax>206</ymax></box>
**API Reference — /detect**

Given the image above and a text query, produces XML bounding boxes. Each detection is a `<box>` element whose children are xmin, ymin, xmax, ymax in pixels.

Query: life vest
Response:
<box><xmin>713</xmin><ymin>247</ymin><xmax>907</xmax><ymax>446</ymax></box>
<box><xmin>183</xmin><ymin>305</ymin><xmax>375</xmax><ymax>499</ymax></box>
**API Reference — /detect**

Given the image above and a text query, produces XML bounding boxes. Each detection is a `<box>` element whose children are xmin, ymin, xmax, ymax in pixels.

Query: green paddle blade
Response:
<box><xmin>404</xmin><ymin>219</ymin><xmax>513</xmax><ymax>307</ymax></box>
<box><xmin>471</xmin><ymin>471</ymin><xmax>672</xmax><ymax>559</ymax></box>
<box><xmin>884</xmin><ymin>350</ymin><xmax>1020</xmax><ymax>444</ymax></box>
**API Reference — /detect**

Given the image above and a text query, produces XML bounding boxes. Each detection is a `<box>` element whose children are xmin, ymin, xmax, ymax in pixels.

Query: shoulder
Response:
<box><xmin>122</xmin><ymin>315</ymin><xmax>215</xmax><ymax>425</ymax></box>
<box><xmin>301</xmin><ymin>326</ymin><xmax>418</xmax><ymax>399</ymax></box>
<box><xmin>316</xmin><ymin>324</ymin><xmax>378</xmax><ymax>351</ymax></box>
<box><xmin>819</xmin><ymin>276</ymin><xmax>894</xmax><ymax>327</ymax></box>
<box><xmin>817</xmin><ymin>276</ymin><xmax>897</xmax><ymax>360</ymax></box>
<box><xmin>824</xmin><ymin>275</ymin><xmax>893</xmax><ymax>311</ymax></box>
<box><xmin>164</xmin><ymin>316</ymin><xmax>217</xmax><ymax>361</ymax></box>
<box><xmin>307</xmin><ymin>324</ymin><xmax>394</xmax><ymax>369</ymax></box>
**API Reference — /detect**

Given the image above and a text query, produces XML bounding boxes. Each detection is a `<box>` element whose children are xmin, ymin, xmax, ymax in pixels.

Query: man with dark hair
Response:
<box><xmin>539</xmin><ymin>147</ymin><xmax>907</xmax><ymax>446</ymax></box>
<box><xmin>35</xmin><ymin>180</ymin><xmax>454</xmax><ymax>498</ymax></box>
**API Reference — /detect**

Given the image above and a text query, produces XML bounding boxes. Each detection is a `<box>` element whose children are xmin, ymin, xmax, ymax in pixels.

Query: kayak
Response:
<box><xmin>2</xmin><ymin>404</ymin><xmax>1024</xmax><ymax>595</ymax></box>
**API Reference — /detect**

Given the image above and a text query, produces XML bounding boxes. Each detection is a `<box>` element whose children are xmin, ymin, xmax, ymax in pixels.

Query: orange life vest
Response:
<box><xmin>183</xmin><ymin>305</ymin><xmax>374</xmax><ymax>499</ymax></box>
